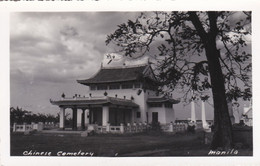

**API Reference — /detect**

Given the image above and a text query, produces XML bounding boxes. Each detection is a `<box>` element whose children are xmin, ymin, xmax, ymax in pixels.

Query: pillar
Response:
<box><xmin>191</xmin><ymin>100</ymin><xmax>196</xmax><ymax>122</ymax></box>
<box><xmin>22</xmin><ymin>123</ymin><xmax>26</xmax><ymax>132</ymax></box>
<box><xmin>102</xmin><ymin>106</ymin><xmax>109</xmax><ymax>126</ymax></box>
<box><xmin>201</xmin><ymin>100</ymin><xmax>207</xmax><ymax>125</ymax></box>
<box><xmin>169</xmin><ymin>122</ymin><xmax>173</xmax><ymax>132</ymax></box>
<box><xmin>85</xmin><ymin>109</ymin><xmax>90</xmax><ymax>124</ymax></box>
<box><xmin>106</xmin><ymin>123</ymin><xmax>110</xmax><ymax>132</ymax></box>
<box><xmin>13</xmin><ymin>123</ymin><xmax>17</xmax><ymax>132</ymax></box>
<box><xmin>120</xmin><ymin>123</ymin><xmax>124</xmax><ymax>133</ymax></box>
<box><xmin>81</xmin><ymin>109</ymin><xmax>86</xmax><ymax>130</ymax></box>
<box><xmin>72</xmin><ymin>107</ymin><xmax>77</xmax><ymax>131</ymax></box>
<box><xmin>59</xmin><ymin>107</ymin><xmax>65</xmax><ymax>129</ymax></box>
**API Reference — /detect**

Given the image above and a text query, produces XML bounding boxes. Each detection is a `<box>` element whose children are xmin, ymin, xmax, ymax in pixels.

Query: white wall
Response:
<box><xmin>165</xmin><ymin>107</ymin><xmax>175</xmax><ymax>123</ymax></box>
<box><xmin>147</xmin><ymin>105</ymin><xmax>176</xmax><ymax>124</ymax></box>
<box><xmin>87</xmin><ymin>87</ymin><xmax>147</xmax><ymax>123</ymax></box>
<box><xmin>82</xmin><ymin>85</ymin><xmax>165</xmax><ymax>124</ymax></box>
<box><xmin>147</xmin><ymin>107</ymin><xmax>166</xmax><ymax>124</ymax></box>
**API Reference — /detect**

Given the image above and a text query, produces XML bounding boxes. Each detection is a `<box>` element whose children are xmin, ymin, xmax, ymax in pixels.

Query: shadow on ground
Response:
<box><xmin>10</xmin><ymin>130</ymin><xmax>252</xmax><ymax>157</ymax></box>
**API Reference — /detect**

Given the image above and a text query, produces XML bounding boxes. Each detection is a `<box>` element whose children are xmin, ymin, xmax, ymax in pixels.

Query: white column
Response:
<box><xmin>106</xmin><ymin>123</ymin><xmax>110</xmax><ymax>132</ymax></box>
<box><xmin>102</xmin><ymin>106</ymin><xmax>109</xmax><ymax>126</ymax></box>
<box><xmin>85</xmin><ymin>109</ymin><xmax>90</xmax><ymax>124</ymax></box>
<box><xmin>59</xmin><ymin>107</ymin><xmax>65</xmax><ymax>129</ymax></box>
<box><xmin>201</xmin><ymin>100</ymin><xmax>207</xmax><ymax>125</ymax></box>
<box><xmin>169</xmin><ymin>122</ymin><xmax>173</xmax><ymax>132</ymax></box>
<box><xmin>120</xmin><ymin>123</ymin><xmax>124</xmax><ymax>133</ymax></box>
<box><xmin>191</xmin><ymin>100</ymin><xmax>196</xmax><ymax>122</ymax></box>
<box><xmin>77</xmin><ymin>110</ymin><xmax>82</xmax><ymax>127</ymax></box>
<box><xmin>13</xmin><ymin>123</ymin><xmax>17</xmax><ymax>132</ymax></box>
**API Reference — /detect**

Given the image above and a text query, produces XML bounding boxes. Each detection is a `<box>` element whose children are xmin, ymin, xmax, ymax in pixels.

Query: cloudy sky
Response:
<box><xmin>12</xmin><ymin>12</ymin><xmax>251</xmax><ymax>120</ymax></box>
<box><xmin>10</xmin><ymin>12</ymin><xmax>143</xmax><ymax>113</ymax></box>
<box><xmin>10</xmin><ymin>12</ymin><xmax>202</xmax><ymax>119</ymax></box>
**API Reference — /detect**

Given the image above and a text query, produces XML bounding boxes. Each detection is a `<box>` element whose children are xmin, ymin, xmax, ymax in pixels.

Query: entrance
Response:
<box><xmin>89</xmin><ymin>108</ymin><xmax>102</xmax><ymax>125</ymax></box>
<box><xmin>109</xmin><ymin>108</ymin><xmax>132</xmax><ymax>125</ymax></box>
<box><xmin>152</xmin><ymin>112</ymin><xmax>158</xmax><ymax>123</ymax></box>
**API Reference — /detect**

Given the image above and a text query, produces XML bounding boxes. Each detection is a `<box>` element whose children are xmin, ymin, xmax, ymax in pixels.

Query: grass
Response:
<box><xmin>10</xmin><ymin>131</ymin><xmax>252</xmax><ymax>157</ymax></box>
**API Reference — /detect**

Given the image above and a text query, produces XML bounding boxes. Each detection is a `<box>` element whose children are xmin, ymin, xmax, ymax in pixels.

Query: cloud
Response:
<box><xmin>10</xmin><ymin>12</ymin><xmax>144</xmax><ymax>114</ymax></box>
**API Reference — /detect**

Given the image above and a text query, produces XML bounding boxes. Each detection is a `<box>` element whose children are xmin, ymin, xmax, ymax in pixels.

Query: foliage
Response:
<box><xmin>106</xmin><ymin>11</ymin><xmax>251</xmax><ymax>149</ymax></box>
<box><xmin>10</xmin><ymin>107</ymin><xmax>59</xmax><ymax>126</ymax></box>
<box><xmin>106</xmin><ymin>11</ymin><xmax>251</xmax><ymax>101</ymax></box>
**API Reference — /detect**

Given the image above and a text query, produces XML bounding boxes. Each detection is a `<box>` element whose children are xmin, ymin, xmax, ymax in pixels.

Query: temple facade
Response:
<box><xmin>50</xmin><ymin>63</ymin><xmax>179</xmax><ymax>132</ymax></box>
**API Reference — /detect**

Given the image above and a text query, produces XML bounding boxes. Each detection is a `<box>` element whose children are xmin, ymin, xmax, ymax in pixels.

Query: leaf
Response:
<box><xmin>160</xmin><ymin>34</ymin><xmax>164</xmax><ymax>38</ymax></box>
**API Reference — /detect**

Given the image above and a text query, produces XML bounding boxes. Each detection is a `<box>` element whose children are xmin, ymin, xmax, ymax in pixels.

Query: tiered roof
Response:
<box><xmin>77</xmin><ymin>65</ymin><xmax>154</xmax><ymax>85</ymax></box>
<box><xmin>50</xmin><ymin>97</ymin><xmax>139</xmax><ymax>108</ymax></box>
<box><xmin>147</xmin><ymin>96</ymin><xmax>180</xmax><ymax>104</ymax></box>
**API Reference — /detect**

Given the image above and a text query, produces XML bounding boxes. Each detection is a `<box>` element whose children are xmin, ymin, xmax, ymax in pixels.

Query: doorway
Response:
<box><xmin>152</xmin><ymin>112</ymin><xmax>158</xmax><ymax>123</ymax></box>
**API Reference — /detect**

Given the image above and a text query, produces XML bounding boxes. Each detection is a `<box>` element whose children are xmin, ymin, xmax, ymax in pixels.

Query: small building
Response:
<box><xmin>241</xmin><ymin>103</ymin><xmax>252</xmax><ymax>126</ymax></box>
<box><xmin>50</xmin><ymin>63</ymin><xmax>179</xmax><ymax>132</ymax></box>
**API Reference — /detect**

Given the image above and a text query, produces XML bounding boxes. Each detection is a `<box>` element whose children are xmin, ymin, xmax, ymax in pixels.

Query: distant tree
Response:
<box><xmin>10</xmin><ymin>107</ymin><xmax>60</xmax><ymax>125</ymax></box>
<box><xmin>106</xmin><ymin>11</ymin><xmax>251</xmax><ymax>149</ymax></box>
<box><xmin>10</xmin><ymin>107</ymin><xmax>31</xmax><ymax>125</ymax></box>
<box><xmin>56</xmin><ymin>112</ymin><xmax>71</xmax><ymax>126</ymax></box>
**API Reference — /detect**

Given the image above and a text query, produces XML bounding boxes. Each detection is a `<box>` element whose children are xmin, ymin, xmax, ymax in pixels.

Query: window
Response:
<box><xmin>109</xmin><ymin>83</ymin><xmax>120</xmax><ymax>90</ymax></box>
<box><xmin>121</xmin><ymin>83</ymin><xmax>133</xmax><ymax>89</ymax></box>
<box><xmin>136</xmin><ymin>112</ymin><xmax>141</xmax><ymax>118</ymax></box>
<box><xmin>97</xmin><ymin>84</ymin><xmax>107</xmax><ymax>90</ymax></box>
<box><xmin>149</xmin><ymin>103</ymin><xmax>162</xmax><ymax>107</ymax></box>
<box><xmin>90</xmin><ymin>85</ymin><xmax>96</xmax><ymax>90</ymax></box>
<box><xmin>152</xmin><ymin>112</ymin><xmax>158</xmax><ymax>123</ymax></box>
<box><xmin>134</xmin><ymin>82</ymin><xmax>141</xmax><ymax>88</ymax></box>
<box><xmin>165</xmin><ymin>103</ymin><xmax>173</xmax><ymax>108</ymax></box>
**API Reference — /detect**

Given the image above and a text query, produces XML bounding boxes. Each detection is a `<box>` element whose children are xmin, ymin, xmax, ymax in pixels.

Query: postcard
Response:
<box><xmin>0</xmin><ymin>1</ymin><xmax>259</xmax><ymax>166</ymax></box>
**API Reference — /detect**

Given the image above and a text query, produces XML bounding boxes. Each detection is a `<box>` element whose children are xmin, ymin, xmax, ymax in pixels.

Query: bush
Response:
<box><xmin>187</xmin><ymin>125</ymin><xmax>195</xmax><ymax>134</ymax></box>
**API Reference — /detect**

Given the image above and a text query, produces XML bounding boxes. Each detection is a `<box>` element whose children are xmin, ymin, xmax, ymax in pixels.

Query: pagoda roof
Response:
<box><xmin>147</xmin><ymin>96</ymin><xmax>180</xmax><ymax>104</ymax></box>
<box><xmin>77</xmin><ymin>65</ymin><xmax>150</xmax><ymax>85</ymax></box>
<box><xmin>50</xmin><ymin>96</ymin><xmax>139</xmax><ymax>108</ymax></box>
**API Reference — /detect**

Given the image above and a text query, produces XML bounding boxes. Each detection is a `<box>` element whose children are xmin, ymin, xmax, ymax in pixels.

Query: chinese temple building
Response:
<box><xmin>50</xmin><ymin>60</ymin><xmax>179</xmax><ymax>132</ymax></box>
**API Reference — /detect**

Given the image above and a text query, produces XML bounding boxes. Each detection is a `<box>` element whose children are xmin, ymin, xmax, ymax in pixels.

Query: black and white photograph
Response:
<box><xmin>1</xmin><ymin>1</ymin><xmax>259</xmax><ymax>166</ymax></box>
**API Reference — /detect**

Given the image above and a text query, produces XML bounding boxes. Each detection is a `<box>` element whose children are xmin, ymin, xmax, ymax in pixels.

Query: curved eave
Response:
<box><xmin>50</xmin><ymin>97</ymin><xmax>139</xmax><ymax>108</ymax></box>
<box><xmin>77</xmin><ymin>78</ymin><xmax>138</xmax><ymax>86</ymax></box>
<box><xmin>77</xmin><ymin>65</ymin><xmax>148</xmax><ymax>86</ymax></box>
<box><xmin>147</xmin><ymin>98</ymin><xmax>180</xmax><ymax>104</ymax></box>
<box><xmin>50</xmin><ymin>99</ymin><xmax>108</xmax><ymax>106</ymax></box>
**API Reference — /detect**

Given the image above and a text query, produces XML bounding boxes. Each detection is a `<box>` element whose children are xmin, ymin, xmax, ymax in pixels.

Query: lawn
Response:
<box><xmin>10</xmin><ymin>131</ymin><xmax>252</xmax><ymax>157</ymax></box>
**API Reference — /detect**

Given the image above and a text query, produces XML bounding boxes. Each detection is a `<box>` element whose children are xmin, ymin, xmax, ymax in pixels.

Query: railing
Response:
<box><xmin>91</xmin><ymin>123</ymin><xmax>147</xmax><ymax>134</ymax></box>
<box><xmin>109</xmin><ymin>126</ymin><xmax>121</xmax><ymax>133</ymax></box>
<box><xmin>61</xmin><ymin>96</ymin><xmax>107</xmax><ymax>101</ymax></box>
<box><xmin>96</xmin><ymin>126</ymin><xmax>107</xmax><ymax>133</ymax></box>
<box><xmin>13</xmin><ymin>123</ymin><xmax>44</xmax><ymax>132</ymax></box>
<box><xmin>43</xmin><ymin>122</ymin><xmax>59</xmax><ymax>129</ymax></box>
<box><xmin>91</xmin><ymin>123</ymin><xmax>189</xmax><ymax>134</ymax></box>
<box><xmin>124</xmin><ymin>123</ymin><xmax>147</xmax><ymax>133</ymax></box>
<box><xmin>161</xmin><ymin>123</ymin><xmax>187</xmax><ymax>133</ymax></box>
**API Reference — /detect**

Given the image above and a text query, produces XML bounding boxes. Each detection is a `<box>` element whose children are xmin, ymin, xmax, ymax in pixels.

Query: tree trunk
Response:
<box><xmin>205</xmin><ymin>39</ymin><xmax>233</xmax><ymax>150</ymax></box>
<box><xmin>189</xmin><ymin>11</ymin><xmax>233</xmax><ymax>150</ymax></box>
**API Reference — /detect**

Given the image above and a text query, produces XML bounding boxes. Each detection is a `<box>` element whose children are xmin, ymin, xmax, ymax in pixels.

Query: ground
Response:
<box><xmin>10</xmin><ymin>131</ymin><xmax>252</xmax><ymax>157</ymax></box>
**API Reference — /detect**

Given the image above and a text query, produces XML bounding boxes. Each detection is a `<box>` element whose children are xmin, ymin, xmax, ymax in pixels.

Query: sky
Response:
<box><xmin>10</xmin><ymin>12</ymin><xmax>143</xmax><ymax>115</ymax></box>
<box><xmin>10</xmin><ymin>12</ymin><xmax>250</xmax><ymax>120</ymax></box>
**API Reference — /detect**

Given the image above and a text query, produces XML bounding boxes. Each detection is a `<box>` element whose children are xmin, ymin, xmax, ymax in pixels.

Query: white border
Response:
<box><xmin>1</xmin><ymin>1</ymin><xmax>260</xmax><ymax>166</ymax></box>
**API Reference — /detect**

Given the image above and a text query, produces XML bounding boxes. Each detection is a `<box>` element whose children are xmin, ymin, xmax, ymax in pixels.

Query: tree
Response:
<box><xmin>10</xmin><ymin>107</ymin><xmax>60</xmax><ymax>125</ymax></box>
<box><xmin>106</xmin><ymin>11</ymin><xmax>251</xmax><ymax>149</ymax></box>
<box><xmin>10</xmin><ymin>107</ymin><xmax>32</xmax><ymax>125</ymax></box>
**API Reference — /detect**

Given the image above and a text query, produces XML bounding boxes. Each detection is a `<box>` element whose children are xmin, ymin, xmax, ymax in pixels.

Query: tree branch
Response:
<box><xmin>188</xmin><ymin>12</ymin><xmax>208</xmax><ymax>43</ymax></box>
